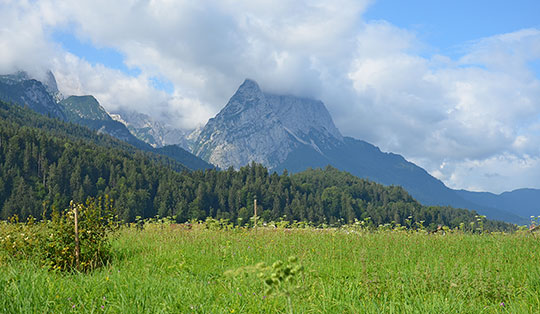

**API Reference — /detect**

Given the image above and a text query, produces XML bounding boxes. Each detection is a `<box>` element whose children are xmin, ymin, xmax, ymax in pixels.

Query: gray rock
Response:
<box><xmin>191</xmin><ymin>79</ymin><xmax>343</xmax><ymax>169</ymax></box>
<box><xmin>111</xmin><ymin>110</ymin><xmax>189</xmax><ymax>149</ymax></box>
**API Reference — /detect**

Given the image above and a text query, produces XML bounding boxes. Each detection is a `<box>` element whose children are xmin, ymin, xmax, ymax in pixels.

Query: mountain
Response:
<box><xmin>60</xmin><ymin>95</ymin><xmax>112</xmax><ymax>122</ymax></box>
<box><xmin>110</xmin><ymin>110</ymin><xmax>189</xmax><ymax>149</ymax></box>
<box><xmin>42</xmin><ymin>70</ymin><xmax>64</xmax><ymax>102</ymax></box>
<box><xmin>55</xmin><ymin>90</ymin><xmax>212</xmax><ymax>170</ymax></box>
<box><xmin>0</xmin><ymin>99</ymin><xmax>514</xmax><ymax>231</ymax></box>
<box><xmin>59</xmin><ymin>95</ymin><xmax>147</xmax><ymax>147</ymax></box>
<box><xmin>191</xmin><ymin>79</ymin><xmax>530</xmax><ymax>224</ymax></box>
<box><xmin>456</xmin><ymin>189</ymin><xmax>540</xmax><ymax>220</ymax></box>
<box><xmin>0</xmin><ymin>72</ymin><xmax>65</xmax><ymax>119</ymax></box>
<box><xmin>192</xmin><ymin>79</ymin><xmax>343</xmax><ymax>169</ymax></box>
<box><xmin>0</xmin><ymin>71</ymin><xmax>213</xmax><ymax>171</ymax></box>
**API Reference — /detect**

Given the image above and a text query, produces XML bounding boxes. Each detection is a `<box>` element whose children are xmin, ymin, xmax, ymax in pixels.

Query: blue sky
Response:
<box><xmin>365</xmin><ymin>0</ymin><xmax>540</xmax><ymax>54</ymax></box>
<box><xmin>52</xmin><ymin>30</ymin><xmax>141</xmax><ymax>76</ymax></box>
<box><xmin>51</xmin><ymin>31</ymin><xmax>175</xmax><ymax>94</ymax></box>
<box><xmin>1</xmin><ymin>0</ymin><xmax>540</xmax><ymax>193</ymax></box>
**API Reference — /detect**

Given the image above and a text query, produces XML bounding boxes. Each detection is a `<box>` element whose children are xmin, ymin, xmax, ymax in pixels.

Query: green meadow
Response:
<box><xmin>1</xmin><ymin>223</ymin><xmax>540</xmax><ymax>313</ymax></box>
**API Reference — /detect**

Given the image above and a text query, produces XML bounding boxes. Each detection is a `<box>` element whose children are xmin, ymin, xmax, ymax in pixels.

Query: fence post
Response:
<box><xmin>254</xmin><ymin>198</ymin><xmax>258</xmax><ymax>229</ymax></box>
<box><xmin>72</xmin><ymin>201</ymin><xmax>80</xmax><ymax>270</ymax></box>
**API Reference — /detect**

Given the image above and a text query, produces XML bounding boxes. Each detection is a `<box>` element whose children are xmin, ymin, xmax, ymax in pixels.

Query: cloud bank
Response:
<box><xmin>1</xmin><ymin>0</ymin><xmax>539</xmax><ymax>193</ymax></box>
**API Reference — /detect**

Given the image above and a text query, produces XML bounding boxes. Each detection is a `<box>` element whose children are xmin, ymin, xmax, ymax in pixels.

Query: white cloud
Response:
<box><xmin>1</xmin><ymin>0</ymin><xmax>540</xmax><ymax>193</ymax></box>
<box><xmin>0</xmin><ymin>0</ymin><xmax>57</xmax><ymax>77</ymax></box>
<box><xmin>346</xmin><ymin>25</ymin><xmax>540</xmax><ymax>193</ymax></box>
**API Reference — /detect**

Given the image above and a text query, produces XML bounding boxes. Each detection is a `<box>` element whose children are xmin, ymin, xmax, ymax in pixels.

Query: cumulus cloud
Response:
<box><xmin>1</xmin><ymin>0</ymin><xmax>539</xmax><ymax>193</ymax></box>
<box><xmin>346</xmin><ymin>25</ymin><xmax>540</xmax><ymax>193</ymax></box>
<box><xmin>0</xmin><ymin>0</ymin><xmax>58</xmax><ymax>78</ymax></box>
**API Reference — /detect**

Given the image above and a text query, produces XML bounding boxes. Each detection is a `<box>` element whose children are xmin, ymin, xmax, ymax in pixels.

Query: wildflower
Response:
<box><xmin>72</xmin><ymin>304</ymin><xmax>76</xmax><ymax>309</ymax></box>
<box><xmin>101</xmin><ymin>305</ymin><xmax>105</xmax><ymax>309</ymax></box>
<box><xmin>500</xmin><ymin>302</ymin><xmax>505</xmax><ymax>307</ymax></box>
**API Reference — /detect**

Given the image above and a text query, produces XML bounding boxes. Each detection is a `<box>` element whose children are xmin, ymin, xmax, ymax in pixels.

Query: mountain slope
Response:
<box><xmin>192</xmin><ymin>79</ymin><xmax>529</xmax><ymax>224</ymax></box>
<box><xmin>110</xmin><ymin>110</ymin><xmax>188</xmax><ymax>149</ymax></box>
<box><xmin>0</xmin><ymin>73</ymin><xmax>65</xmax><ymax>119</ymax></box>
<box><xmin>58</xmin><ymin>94</ymin><xmax>146</xmax><ymax>147</ymax></box>
<box><xmin>60</xmin><ymin>95</ymin><xmax>112</xmax><ymax>122</ymax></box>
<box><xmin>0</xmin><ymin>101</ymin><xmax>514</xmax><ymax>231</ymax></box>
<box><xmin>456</xmin><ymin>189</ymin><xmax>540</xmax><ymax>219</ymax></box>
<box><xmin>58</xmin><ymin>95</ymin><xmax>213</xmax><ymax>170</ymax></box>
<box><xmin>0</xmin><ymin>72</ymin><xmax>213</xmax><ymax>171</ymax></box>
<box><xmin>275</xmin><ymin>137</ymin><xmax>526</xmax><ymax>223</ymax></box>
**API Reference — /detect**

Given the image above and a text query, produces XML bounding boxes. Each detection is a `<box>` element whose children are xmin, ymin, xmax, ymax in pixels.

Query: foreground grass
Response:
<box><xmin>1</xmin><ymin>225</ymin><xmax>540</xmax><ymax>313</ymax></box>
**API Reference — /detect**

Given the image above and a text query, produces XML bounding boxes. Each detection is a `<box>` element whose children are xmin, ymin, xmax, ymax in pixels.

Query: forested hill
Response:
<box><xmin>0</xmin><ymin>100</ymin><xmax>512</xmax><ymax>230</ymax></box>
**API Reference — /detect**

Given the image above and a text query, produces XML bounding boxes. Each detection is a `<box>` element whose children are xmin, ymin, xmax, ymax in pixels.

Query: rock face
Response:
<box><xmin>42</xmin><ymin>70</ymin><xmax>64</xmax><ymax>102</ymax></box>
<box><xmin>192</xmin><ymin>79</ymin><xmax>343</xmax><ymax>169</ymax></box>
<box><xmin>110</xmin><ymin>110</ymin><xmax>188</xmax><ymax>149</ymax></box>
<box><xmin>0</xmin><ymin>72</ymin><xmax>65</xmax><ymax>119</ymax></box>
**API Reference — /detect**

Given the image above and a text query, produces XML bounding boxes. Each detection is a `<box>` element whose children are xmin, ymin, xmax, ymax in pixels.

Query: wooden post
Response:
<box><xmin>254</xmin><ymin>198</ymin><xmax>258</xmax><ymax>229</ymax></box>
<box><xmin>73</xmin><ymin>201</ymin><xmax>80</xmax><ymax>270</ymax></box>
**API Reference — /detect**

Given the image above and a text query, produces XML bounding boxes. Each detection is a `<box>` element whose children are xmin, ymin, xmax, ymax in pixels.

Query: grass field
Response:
<box><xmin>1</xmin><ymin>223</ymin><xmax>540</xmax><ymax>313</ymax></box>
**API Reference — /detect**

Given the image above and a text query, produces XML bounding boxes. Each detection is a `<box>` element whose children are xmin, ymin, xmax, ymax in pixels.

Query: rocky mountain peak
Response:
<box><xmin>239</xmin><ymin>78</ymin><xmax>260</xmax><ymax>92</ymax></box>
<box><xmin>42</xmin><ymin>70</ymin><xmax>63</xmax><ymax>101</ymax></box>
<box><xmin>0</xmin><ymin>72</ymin><xmax>65</xmax><ymax>119</ymax></box>
<box><xmin>218</xmin><ymin>79</ymin><xmax>265</xmax><ymax>117</ymax></box>
<box><xmin>110</xmin><ymin>109</ymin><xmax>189</xmax><ymax>149</ymax></box>
<box><xmin>191</xmin><ymin>79</ymin><xmax>344</xmax><ymax>169</ymax></box>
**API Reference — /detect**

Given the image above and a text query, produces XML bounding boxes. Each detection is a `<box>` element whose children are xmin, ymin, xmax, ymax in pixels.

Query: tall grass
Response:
<box><xmin>1</xmin><ymin>223</ymin><xmax>540</xmax><ymax>313</ymax></box>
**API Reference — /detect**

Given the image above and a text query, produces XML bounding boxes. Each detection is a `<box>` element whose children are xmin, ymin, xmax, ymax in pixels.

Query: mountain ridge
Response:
<box><xmin>0</xmin><ymin>71</ymin><xmax>213</xmax><ymax>171</ymax></box>
<box><xmin>190</xmin><ymin>79</ymin><xmax>536</xmax><ymax>224</ymax></box>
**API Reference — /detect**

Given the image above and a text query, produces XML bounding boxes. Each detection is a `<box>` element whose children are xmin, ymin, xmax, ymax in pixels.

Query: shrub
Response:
<box><xmin>43</xmin><ymin>196</ymin><xmax>117</xmax><ymax>272</ymax></box>
<box><xmin>0</xmin><ymin>196</ymin><xmax>117</xmax><ymax>272</ymax></box>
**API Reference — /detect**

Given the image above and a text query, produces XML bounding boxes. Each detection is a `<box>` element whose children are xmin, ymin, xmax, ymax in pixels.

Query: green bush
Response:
<box><xmin>43</xmin><ymin>196</ymin><xmax>117</xmax><ymax>271</ymax></box>
<box><xmin>0</xmin><ymin>215</ymin><xmax>45</xmax><ymax>259</ymax></box>
<box><xmin>0</xmin><ymin>196</ymin><xmax>117</xmax><ymax>272</ymax></box>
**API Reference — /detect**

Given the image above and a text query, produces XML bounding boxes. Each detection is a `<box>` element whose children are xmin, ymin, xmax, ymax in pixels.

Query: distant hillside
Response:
<box><xmin>456</xmin><ymin>189</ymin><xmax>540</xmax><ymax>220</ymax></box>
<box><xmin>0</xmin><ymin>100</ymin><xmax>513</xmax><ymax>231</ymax></box>
<box><xmin>110</xmin><ymin>110</ymin><xmax>189</xmax><ymax>149</ymax></box>
<box><xmin>0</xmin><ymin>73</ymin><xmax>65</xmax><ymax>119</ymax></box>
<box><xmin>60</xmin><ymin>95</ymin><xmax>112</xmax><ymax>122</ymax></box>
<box><xmin>0</xmin><ymin>72</ymin><xmax>212</xmax><ymax>171</ymax></box>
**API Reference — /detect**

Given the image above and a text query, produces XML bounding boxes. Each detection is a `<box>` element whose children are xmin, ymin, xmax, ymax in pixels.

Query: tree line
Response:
<box><xmin>0</xmin><ymin>100</ymin><xmax>512</xmax><ymax>231</ymax></box>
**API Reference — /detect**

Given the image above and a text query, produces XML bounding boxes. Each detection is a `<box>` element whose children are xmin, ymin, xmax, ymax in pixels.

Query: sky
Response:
<box><xmin>1</xmin><ymin>0</ymin><xmax>540</xmax><ymax>194</ymax></box>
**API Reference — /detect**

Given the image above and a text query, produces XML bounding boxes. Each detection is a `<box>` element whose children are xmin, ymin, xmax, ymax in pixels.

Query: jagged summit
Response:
<box><xmin>191</xmin><ymin>79</ymin><xmax>343</xmax><ymax>169</ymax></box>
<box><xmin>217</xmin><ymin>78</ymin><xmax>264</xmax><ymax>117</ymax></box>
<box><xmin>239</xmin><ymin>78</ymin><xmax>260</xmax><ymax>91</ymax></box>
<box><xmin>110</xmin><ymin>109</ymin><xmax>188</xmax><ymax>149</ymax></box>
<box><xmin>0</xmin><ymin>71</ymin><xmax>65</xmax><ymax>119</ymax></box>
